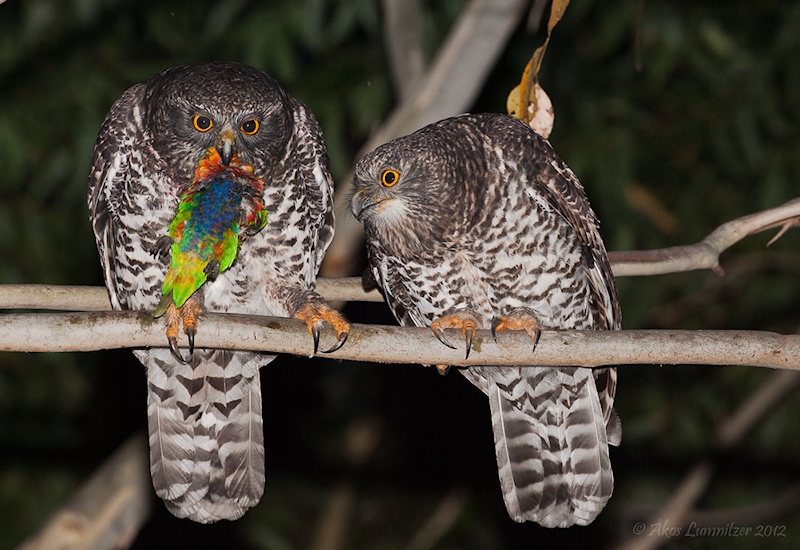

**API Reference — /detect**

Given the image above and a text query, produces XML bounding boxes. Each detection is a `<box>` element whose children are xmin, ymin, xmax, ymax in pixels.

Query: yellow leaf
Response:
<box><xmin>547</xmin><ymin>0</ymin><xmax>571</xmax><ymax>33</ymax></box>
<box><xmin>507</xmin><ymin>1</ymin><xmax>570</xmax><ymax>126</ymax></box>
<box><xmin>507</xmin><ymin>84</ymin><xmax>522</xmax><ymax>118</ymax></box>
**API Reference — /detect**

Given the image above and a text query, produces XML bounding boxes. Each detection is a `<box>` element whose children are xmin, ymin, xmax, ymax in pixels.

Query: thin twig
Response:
<box><xmin>609</xmin><ymin>198</ymin><xmax>800</xmax><ymax>276</ymax></box>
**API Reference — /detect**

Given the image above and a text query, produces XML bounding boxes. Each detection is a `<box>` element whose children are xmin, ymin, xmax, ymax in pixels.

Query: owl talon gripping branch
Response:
<box><xmin>295</xmin><ymin>303</ymin><xmax>350</xmax><ymax>356</ymax></box>
<box><xmin>430</xmin><ymin>309</ymin><xmax>483</xmax><ymax>360</ymax></box>
<box><xmin>490</xmin><ymin>307</ymin><xmax>543</xmax><ymax>352</ymax></box>
<box><xmin>163</xmin><ymin>297</ymin><xmax>203</xmax><ymax>363</ymax></box>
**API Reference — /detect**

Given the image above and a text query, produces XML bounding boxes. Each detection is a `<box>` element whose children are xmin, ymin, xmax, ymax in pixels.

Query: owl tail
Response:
<box><xmin>137</xmin><ymin>348</ymin><xmax>266</xmax><ymax>523</ymax></box>
<box><xmin>487</xmin><ymin>366</ymin><xmax>613</xmax><ymax>528</ymax></box>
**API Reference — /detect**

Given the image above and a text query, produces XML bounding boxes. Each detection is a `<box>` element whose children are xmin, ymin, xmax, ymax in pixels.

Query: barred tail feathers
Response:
<box><xmin>140</xmin><ymin>349</ymin><xmax>266</xmax><ymax>523</ymax></box>
<box><xmin>486</xmin><ymin>366</ymin><xmax>613</xmax><ymax>528</ymax></box>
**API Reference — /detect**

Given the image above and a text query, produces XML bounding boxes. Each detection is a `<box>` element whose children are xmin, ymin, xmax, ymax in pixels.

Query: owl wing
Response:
<box><xmin>522</xmin><ymin>125</ymin><xmax>622</xmax><ymax>442</ymax></box>
<box><xmin>289</xmin><ymin>99</ymin><xmax>336</xmax><ymax>273</ymax></box>
<box><xmin>527</xmin><ymin>135</ymin><xmax>620</xmax><ymax>330</ymax></box>
<box><xmin>87</xmin><ymin>84</ymin><xmax>147</xmax><ymax>310</ymax></box>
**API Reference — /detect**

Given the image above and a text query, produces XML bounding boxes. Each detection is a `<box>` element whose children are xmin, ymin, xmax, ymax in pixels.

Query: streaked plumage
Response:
<box><xmin>352</xmin><ymin>113</ymin><xmax>622</xmax><ymax>528</ymax></box>
<box><xmin>88</xmin><ymin>62</ymin><xmax>344</xmax><ymax>522</ymax></box>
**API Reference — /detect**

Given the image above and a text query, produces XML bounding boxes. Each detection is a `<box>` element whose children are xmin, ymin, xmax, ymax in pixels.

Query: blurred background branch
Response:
<box><xmin>323</xmin><ymin>0</ymin><xmax>530</xmax><ymax>277</ymax></box>
<box><xmin>17</xmin><ymin>435</ymin><xmax>150</xmax><ymax>550</ymax></box>
<box><xmin>617</xmin><ymin>369</ymin><xmax>800</xmax><ymax>550</ymax></box>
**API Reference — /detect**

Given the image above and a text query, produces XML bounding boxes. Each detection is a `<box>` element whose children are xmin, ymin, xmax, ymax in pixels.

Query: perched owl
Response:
<box><xmin>88</xmin><ymin>62</ymin><xmax>349</xmax><ymax>523</ymax></box>
<box><xmin>352</xmin><ymin>113</ymin><xmax>622</xmax><ymax>528</ymax></box>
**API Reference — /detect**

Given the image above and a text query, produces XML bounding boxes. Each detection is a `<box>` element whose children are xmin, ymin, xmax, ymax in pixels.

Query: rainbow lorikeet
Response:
<box><xmin>153</xmin><ymin>147</ymin><xmax>268</xmax><ymax>358</ymax></box>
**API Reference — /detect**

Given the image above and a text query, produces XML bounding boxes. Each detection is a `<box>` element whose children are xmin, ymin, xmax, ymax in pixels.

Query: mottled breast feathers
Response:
<box><xmin>352</xmin><ymin>113</ymin><xmax>621</xmax><ymax>528</ymax></box>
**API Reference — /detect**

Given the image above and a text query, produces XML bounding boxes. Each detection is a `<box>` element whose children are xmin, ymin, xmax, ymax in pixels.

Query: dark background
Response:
<box><xmin>2</xmin><ymin>1</ymin><xmax>800</xmax><ymax>548</ymax></box>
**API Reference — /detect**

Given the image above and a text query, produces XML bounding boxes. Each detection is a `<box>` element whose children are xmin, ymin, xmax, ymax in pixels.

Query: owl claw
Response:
<box><xmin>430</xmin><ymin>310</ymin><xmax>481</xmax><ymax>359</ymax></box>
<box><xmin>530</xmin><ymin>328</ymin><xmax>542</xmax><ymax>352</ymax></box>
<box><xmin>490</xmin><ymin>317</ymin><xmax>502</xmax><ymax>343</ymax></box>
<box><xmin>431</xmin><ymin>326</ymin><xmax>457</xmax><ymax>350</ymax></box>
<box><xmin>311</xmin><ymin>324</ymin><xmax>321</xmax><ymax>357</ymax></box>
<box><xmin>323</xmin><ymin>330</ymin><xmax>349</xmax><ymax>354</ymax></box>
<box><xmin>162</xmin><ymin>299</ymin><xmax>201</xmax><ymax>363</ymax></box>
<box><xmin>492</xmin><ymin>308</ymin><xmax>542</xmax><ymax>352</ymax></box>
<box><xmin>168</xmin><ymin>336</ymin><xmax>189</xmax><ymax>364</ymax></box>
<box><xmin>464</xmin><ymin>327</ymin><xmax>474</xmax><ymax>360</ymax></box>
<box><xmin>295</xmin><ymin>302</ymin><xmax>351</xmax><ymax>357</ymax></box>
<box><xmin>185</xmin><ymin>327</ymin><xmax>196</xmax><ymax>358</ymax></box>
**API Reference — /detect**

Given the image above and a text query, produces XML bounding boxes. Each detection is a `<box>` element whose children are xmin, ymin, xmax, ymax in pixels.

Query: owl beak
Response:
<box><xmin>351</xmin><ymin>191</ymin><xmax>372</xmax><ymax>221</ymax></box>
<box><xmin>217</xmin><ymin>129</ymin><xmax>235</xmax><ymax>165</ymax></box>
<box><xmin>352</xmin><ymin>190</ymin><xmax>383</xmax><ymax>221</ymax></box>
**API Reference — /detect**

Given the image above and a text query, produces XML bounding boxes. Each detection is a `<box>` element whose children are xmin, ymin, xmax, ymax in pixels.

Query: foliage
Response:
<box><xmin>1</xmin><ymin>0</ymin><xmax>799</xmax><ymax>548</ymax></box>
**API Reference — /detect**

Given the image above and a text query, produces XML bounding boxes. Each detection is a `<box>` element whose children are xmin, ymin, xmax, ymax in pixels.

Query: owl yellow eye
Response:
<box><xmin>192</xmin><ymin>115</ymin><xmax>213</xmax><ymax>132</ymax></box>
<box><xmin>241</xmin><ymin>119</ymin><xmax>260</xmax><ymax>135</ymax></box>
<box><xmin>380</xmin><ymin>168</ymin><xmax>400</xmax><ymax>187</ymax></box>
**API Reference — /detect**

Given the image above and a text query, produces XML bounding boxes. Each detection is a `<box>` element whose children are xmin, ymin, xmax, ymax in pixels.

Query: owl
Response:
<box><xmin>88</xmin><ymin>62</ymin><xmax>349</xmax><ymax>522</ymax></box>
<box><xmin>351</xmin><ymin>113</ymin><xmax>621</xmax><ymax>528</ymax></box>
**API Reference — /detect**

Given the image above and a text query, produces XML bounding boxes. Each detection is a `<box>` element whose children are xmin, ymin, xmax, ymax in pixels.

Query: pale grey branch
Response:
<box><xmin>382</xmin><ymin>0</ymin><xmax>426</xmax><ymax>102</ymax></box>
<box><xmin>610</xmin><ymin>198</ymin><xmax>800</xmax><ymax>276</ymax></box>
<box><xmin>1</xmin><ymin>310</ymin><xmax>798</xmax><ymax>370</ymax></box>
<box><xmin>3</xmin><ymin>199</ymin><xmax>798</xmax><ymax>309</ymax></box>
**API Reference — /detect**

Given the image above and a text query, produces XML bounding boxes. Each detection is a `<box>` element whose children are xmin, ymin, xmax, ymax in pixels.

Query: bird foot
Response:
<box><xmin>153</xmin><ymin>235</ymin><xmax>174</xmax><ymax>261</ymax></box>
<box><xmin>295</xmin><ymin>303</ymin><xmax>350</xmax><ymax>356</ymax></box>
<box><xmin>430</xmin><ymin>308</ymin><xmax>483</xmax><ymax>360</ymax></box>
<box><xmin>164</xmin><ymin>297</ymin><xmax>203</xmax><ymax>363</ymax></box>
<box><xmin>491</xmin><ymin>307</ymin><xmax>542</xmax><ymax>352</ymax></box>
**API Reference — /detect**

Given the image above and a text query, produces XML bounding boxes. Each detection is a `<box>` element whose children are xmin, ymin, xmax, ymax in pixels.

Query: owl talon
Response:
<box><xmin>162</xmin><ymin>298</ymin><xmax>201</xmax><ymax>362</ymax></box>
<box><xmin>492</xmin><ymin>308</ymin><xmax>543</xmax><ymax>352</ymax></box>
<box><xmin>168</xmin><ymin>336</ymin><xmax>189</xmax><ymax>364</ymax></box>
<box><xmin>186</xmin><ymin>327</ymin><xmax>196</xmax><ymax>358</ymax></box>
<box><xmin>464</xmin><ymin>327</ymin><xmax>474</xmax><ymax>360</ymax></box>
<box><xmin>311</xmin><ymin>323</ymin><xmax>321</xmax><ymax>357</ymax></box>
<box><xmin>530</xmin><ymin>328</ymin><xmax>542</xmax><ymax>352</ymax></box>
<box><xmin>430</xmin><ymin>310</ymin><xmax>482</xmax><ymax>358</ymax></box>
<box><xmin>431</xmin><ymin>326</ymin><xmax>457</xmax><ymax>350</ymax></box>
<box><xmin>490</xmin><ymin>317</ymin><xmax>502</xmax><ymax>343</ymax></box>
<box><xmin>323</xmin><ymin>330</ymin><xmax>349</xmax><ymax>354</ymax></box>
<box><xmin>296</xmin><ymin>302</ymin><xmax>351</xmax><ymax>357</ymax></box>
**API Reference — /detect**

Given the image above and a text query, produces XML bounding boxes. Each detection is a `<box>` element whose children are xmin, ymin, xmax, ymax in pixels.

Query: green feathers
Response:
<box><xmin>154</xmin><ymin>148</ymin><xmax>268</xmax><ymax>317</ymax></box>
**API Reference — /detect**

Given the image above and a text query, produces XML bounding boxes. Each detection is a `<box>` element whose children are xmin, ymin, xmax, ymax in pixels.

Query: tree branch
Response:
<box><xmin>381</xmin><ymin>0</ymin><xmax>426</xmax><ymax>103</ymax></box>
<box><xmin>3</xmin><ymin>198</ymin><xmax>798</xmax><ymax>309</ymax></box>
<box><xmin>609</xmin><ymin>198</ymin><xmax>800</xmax><ymax>276</ymax></box>
<box><xmin>17</xmin><ymin>434</ymin><xmax>150</xmax><ymax>550</ymax></box>
<box><xmin>0</xmin><ymin>310</ymin><xmax>798</xmax><ymax>369</ymax></box>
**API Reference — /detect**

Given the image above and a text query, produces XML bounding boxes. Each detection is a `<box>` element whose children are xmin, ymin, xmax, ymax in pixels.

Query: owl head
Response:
<box><xmin>352</xmin><ymin>117</ymin><xmax>489</xmax><ymax>252</ymax></box>
<box><xmin>142</xmin><ymin>62</ymin><xmax>294</xmax><ymax>183</ymax></box>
